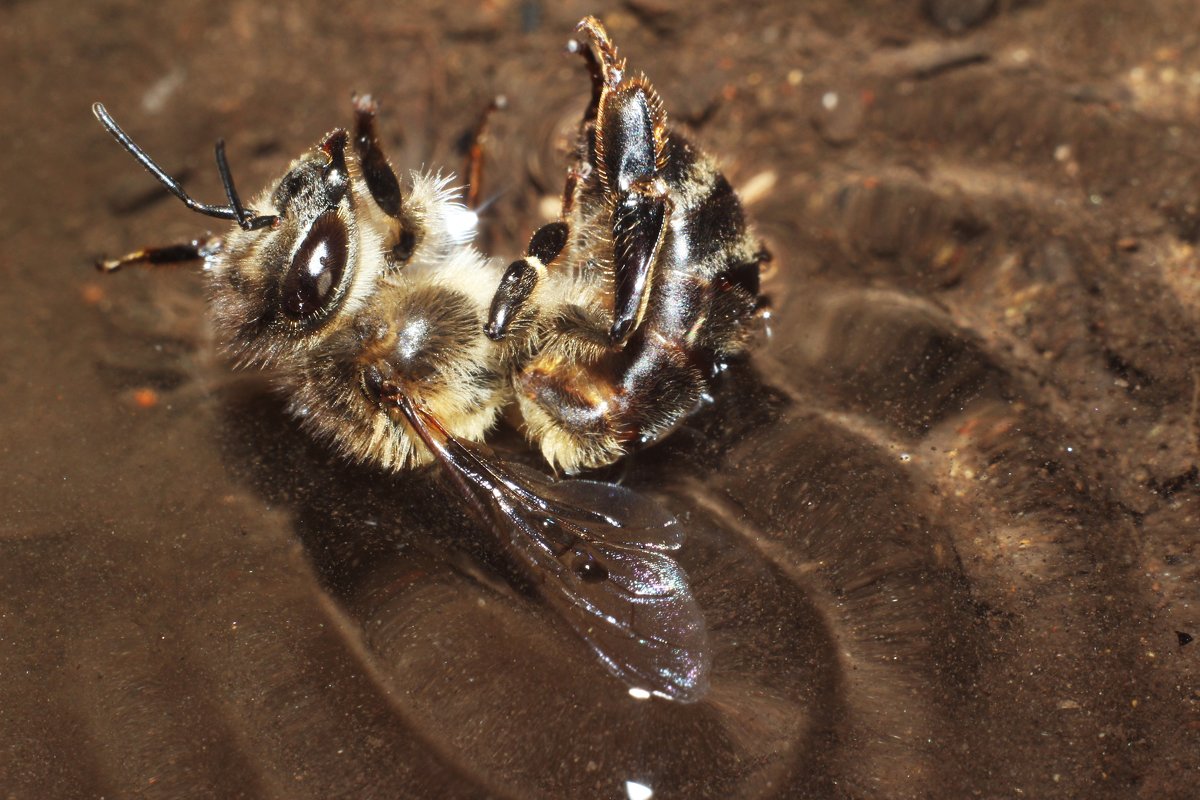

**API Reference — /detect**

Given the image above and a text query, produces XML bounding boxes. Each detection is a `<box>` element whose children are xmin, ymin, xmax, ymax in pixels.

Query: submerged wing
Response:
<box><xmin>393</xmin><ymin>394</ymin><xmax>710</xmax><ymax>701</ymax></box>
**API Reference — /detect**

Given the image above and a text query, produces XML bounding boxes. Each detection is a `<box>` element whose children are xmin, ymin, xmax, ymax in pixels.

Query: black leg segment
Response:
<box><xmin>609</xmin><ymin>189</ymin><xmax>668</xmax><ymax>346</ymax></box>
<box><xmin>485</xmin><ymin>259</ymin><xmax>540</xmax><ymax>341</ymax></box>
<box><xmin>352</xmin><ymin>95</ymin><xmax>403</xmax><ymax>219</ymax></box>
<box><xmin>527</xmin><ymin>221</ymin><xmax>569</xmax><ymax>265</ymax></box>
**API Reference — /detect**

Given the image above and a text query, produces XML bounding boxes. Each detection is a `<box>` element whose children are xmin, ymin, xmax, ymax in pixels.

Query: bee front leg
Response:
<box><xmin>350</xmin><ymin>94</ymin><xmax>410</xmax><ymax>221</ymax></box>
<box><xmin>351</xmin><ymin>94</ymin><xmax>403</xmax><ymax>220</ymax></box>
<box><xmin>96</xmin><ymin>236</ymin><xmax>217</xmax><ymax>272</ymax></box>
<box><xmin>461</xmin><ymin>95</ymin><xmax>506</xmax><ymax>211</ymax></box>
<box><xmin>352</xmin><ymin>95</ymin><xmax>425</xmax><ymax>267</ymax></box>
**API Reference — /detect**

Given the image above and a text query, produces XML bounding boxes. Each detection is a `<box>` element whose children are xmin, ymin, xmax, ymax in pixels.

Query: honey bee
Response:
<box><xmin>92</xmin><ymin>86</ymin><xmax>710</xmax><ymax>698</ymax></box>
<box><xmin>486</xmin><ymin>17</ymin><xmax>769</xmax><ymax>474</ymax></box>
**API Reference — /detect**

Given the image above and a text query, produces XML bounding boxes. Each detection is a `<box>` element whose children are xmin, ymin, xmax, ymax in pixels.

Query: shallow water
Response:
<box><xmin>2</xmin><ymin>1</ymin><xmax>1197</xmax><ymax>798</ymax></box>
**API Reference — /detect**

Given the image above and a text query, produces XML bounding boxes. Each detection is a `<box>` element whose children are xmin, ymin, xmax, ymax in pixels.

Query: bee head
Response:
<box><xmin>208</xmin><ymin>128</ymin><xmax>391</xmax><ymax>369</ymax></box>
<box><xmin>92</xmin><ymin>103</ymin><xmax>416</xmax><ymax>370</ymax></box>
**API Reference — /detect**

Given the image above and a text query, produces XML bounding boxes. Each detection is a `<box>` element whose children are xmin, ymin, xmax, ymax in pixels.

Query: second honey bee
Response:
<box><xmin>487</xmin><ymin>17</ymin><xmax>769</xmax><ymax>474</ymax></box>
<box><xmin>93</xmin><ymin>17</ymin><xmax>767</xmax><ymax>702</ymax></box>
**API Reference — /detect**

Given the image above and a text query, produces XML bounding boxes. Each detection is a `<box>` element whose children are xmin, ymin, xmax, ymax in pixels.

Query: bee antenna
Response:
<box><xmin>92</xmin><ymin>103</ymin><xmax>276</xmax><ymax>231</ymax></box>
<box><xmin>214</xmin><ymin>138</ymin><xmax>277</xmax><ymax>231</ymax></box>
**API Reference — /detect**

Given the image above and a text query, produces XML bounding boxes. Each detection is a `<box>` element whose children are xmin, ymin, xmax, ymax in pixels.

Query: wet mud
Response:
<box><xmin>1</xmin><ymin>1</ymin><xmax>1197</xmax><ymax>798</ymax></box>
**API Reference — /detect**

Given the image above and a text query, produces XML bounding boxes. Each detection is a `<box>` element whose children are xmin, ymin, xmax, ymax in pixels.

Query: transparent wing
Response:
<box><xmin>393</xmin><ymin>394</ymin><xmax>710</xmax><ymax>702</ymax></box>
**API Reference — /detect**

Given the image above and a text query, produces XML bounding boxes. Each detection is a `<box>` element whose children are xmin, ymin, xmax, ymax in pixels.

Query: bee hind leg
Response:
<box><xmin>608</xmin><ymin>181</ymin><xmax>670</xmax><ymax>346</ymax></box>
<box><xmin>573</xmin><ymin>19</ymin><xmax>672</xmax><ymax>349</ymax></box>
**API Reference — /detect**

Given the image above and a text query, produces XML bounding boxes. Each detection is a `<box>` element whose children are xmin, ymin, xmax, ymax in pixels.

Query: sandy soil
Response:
<box><xmin>0</xmin><ymin>1</ymin><xmax>1197</xmax><ymax>797</ymax></box>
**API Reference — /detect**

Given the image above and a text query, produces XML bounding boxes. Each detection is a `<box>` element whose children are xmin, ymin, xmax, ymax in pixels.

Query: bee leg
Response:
<box><xmin>353</xmin><ymin>95</ymin><xmax>424</xmax><ymax>267</ymax></box>
<box><xmin>597</xmin><ymin>78</ymin><xmax>670</xmax><ymax>348</ymax></box>
<box><xmin>572</xmin><ymin>20</ymin><xmax>672</xmax><ymax>348</ymax></box>
<box><xmin>485</xmin><ymin>258</ymin><xmax>541</xmax><ymax>341</ymax></box>
<box><xmin>461</xmin><ymin>95</ymin><xmax>507</xmax><ymax>211</ymax></box>
<box><xmin>609</xmin><ymin>182</ymin><xmax>670</xmax><ymax>346</ymax></box>
<box><xmin>515</xmin><ymin>338</ymin><xmax>705</xmax><ymax>474</ymax></box>
<box><xmin>484</xmin><ymin>221</ymin><xmax>569</xmax><ymax>341</ymax></box>
<box><xmin>96</xmin><ymin>236</ymin><xmax>216</xmax><ymax>273</ymax></box>
<box><xmin>571</xmin><ymin>16</ymin><xmax>622</xmax><ymax>124</ymax></box>
<box><xmin>351</xmin><ymin>94</ymin><xmax>403</xmax><ymax>219</ymax></box>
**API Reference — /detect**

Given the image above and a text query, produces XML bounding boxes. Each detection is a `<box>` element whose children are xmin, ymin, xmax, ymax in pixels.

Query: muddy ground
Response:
<box><xmin>1</xmin><ymin>1</ymin><xmax>1197</xmax><ymax>798</ymax></box>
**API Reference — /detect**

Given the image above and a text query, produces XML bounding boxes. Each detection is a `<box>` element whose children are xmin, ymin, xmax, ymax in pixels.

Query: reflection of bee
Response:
<box><xmin>92</xmin><ymin>83</ymin><xmax>710</xmax><ymax>698</ymax></box>
<box><xmin>487</xmin><ymin>17</ymin><xmax>770</xmax><ymax>474</ymax></box>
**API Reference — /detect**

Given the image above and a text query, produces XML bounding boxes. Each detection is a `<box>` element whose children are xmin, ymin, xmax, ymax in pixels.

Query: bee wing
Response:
<box><xmin>393</xmin><ymin>395</ymin><xmax>711</xmax><ymax>702</ymax></box>
<box><xmin>487</xmin><ymin>463</ymin><xmax>710</xmax><ymax>700</ymax></box>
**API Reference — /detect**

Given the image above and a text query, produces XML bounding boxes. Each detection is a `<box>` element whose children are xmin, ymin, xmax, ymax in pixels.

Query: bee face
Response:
<box><xmin>208</xmin><ymin>131</ymin><xmax>384</xmax><ymax>371</ymax></box>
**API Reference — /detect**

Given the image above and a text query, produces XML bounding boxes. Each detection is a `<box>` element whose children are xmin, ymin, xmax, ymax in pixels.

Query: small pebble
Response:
<box><xmin>925</xmin><ymin>0</ymin><xmax>997</xmax><ymax>33</ymax></box>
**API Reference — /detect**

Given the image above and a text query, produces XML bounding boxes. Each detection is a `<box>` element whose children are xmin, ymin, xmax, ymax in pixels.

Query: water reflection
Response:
<box><xmin>11</xmin><ymin>1</ymin><xmax>1186</xmax><ymax>796</ymax></box>
<box><xmin>215</xmin><ymin>282</ymin><xmax>995</xmax><ymax>796</ymax></box>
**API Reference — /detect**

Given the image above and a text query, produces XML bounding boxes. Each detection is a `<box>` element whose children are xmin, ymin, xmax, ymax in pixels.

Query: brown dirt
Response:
<box><xmin>1</xmin><ymin>1</ymin><xmax>1197</xmax><ymax>798</ymax></box>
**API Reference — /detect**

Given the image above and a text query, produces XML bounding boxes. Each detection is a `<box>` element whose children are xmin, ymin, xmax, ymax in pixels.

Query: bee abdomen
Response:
<box><xmin>641</xmin><ymin>137</ymin><xmax>762</xmax><ymax>362</ymax></box>
<box><xmin>664</xmin><ymin>139</ymin><xmax>757</xmax><ymax>282</ymax></box>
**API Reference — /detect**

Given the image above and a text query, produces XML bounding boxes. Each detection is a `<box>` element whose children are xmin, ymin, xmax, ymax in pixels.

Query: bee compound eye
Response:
<box><xmin>281</xmin><ymin>211</ymin><xmax>348</xmax><ymax>319</ymax></box>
